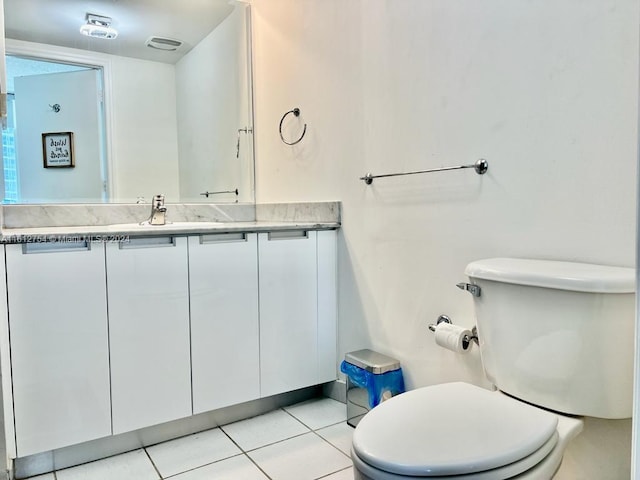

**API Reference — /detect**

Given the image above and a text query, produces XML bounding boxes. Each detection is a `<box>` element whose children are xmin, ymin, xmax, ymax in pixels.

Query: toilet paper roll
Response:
<box><xmin>434</xmin><ymin>323</ymin><xmax>472</xmax><ymax>353</ymax></box>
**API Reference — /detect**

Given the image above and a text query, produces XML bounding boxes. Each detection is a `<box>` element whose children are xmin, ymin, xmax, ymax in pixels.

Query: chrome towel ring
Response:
<box><xmin>279</xmin><ymin>107</ymin><xmax>307</xmax><ymax>145</ymax></box>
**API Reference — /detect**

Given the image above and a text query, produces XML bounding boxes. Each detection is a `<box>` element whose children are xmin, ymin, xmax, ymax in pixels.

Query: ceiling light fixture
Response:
<box><xmin>80</xmin><ymin>13</ymin><xmax>118</xmax><ymax>40</ymax></box>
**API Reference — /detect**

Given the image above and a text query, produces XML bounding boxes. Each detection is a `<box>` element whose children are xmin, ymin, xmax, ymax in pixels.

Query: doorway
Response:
<box><xmin>3</xmin><ymin>55</ymin><xmax>108</xmax><ymax>203</ymax></box>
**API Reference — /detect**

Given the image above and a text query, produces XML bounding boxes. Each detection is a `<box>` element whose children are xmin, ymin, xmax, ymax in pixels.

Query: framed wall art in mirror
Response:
<box><xmin>42</xmin><ymin>132</ymin><xmax>74</xmax><ymax>168</ymax></box>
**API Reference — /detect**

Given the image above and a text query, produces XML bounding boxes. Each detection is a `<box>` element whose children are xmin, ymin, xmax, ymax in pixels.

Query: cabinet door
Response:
<box><xmin>317</xmin><ymin>230</ymin><xmax>338</xmax><ymax>383</ymax></box>
<box><xmin>106</xmin><ymin>237</ymin><xmax>191</xmax><ymax>434</ymax></box>
<box><xmin>189</xmin><ymin>233</ymin><xmax>259</xmax><ymax>414</ymax></box>
<box><xmin>258</xmin><ymin>231</ymin><xmax>318</xmax><ymax>397</ymax></box>
<box><xmin>6</xmin><ymin>241</ymin><xmax>111</xmax><ymax>456</ymax></box>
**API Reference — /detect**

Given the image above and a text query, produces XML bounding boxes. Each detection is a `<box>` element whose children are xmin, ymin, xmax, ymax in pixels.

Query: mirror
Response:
<box><xmin>2</xmin><ymin>0</ymin><xmax>255</xmax><ymax>204</ymax></box>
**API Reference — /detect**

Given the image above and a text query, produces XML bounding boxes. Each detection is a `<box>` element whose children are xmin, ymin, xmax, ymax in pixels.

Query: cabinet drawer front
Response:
<box><xmin>189</xmin><ymin>233</ymin><xmax>260</xmax><ymax>413</ymax></box>
<box><xmin>267</xmin><ymin>230</ymin><xmax>309</xmax><ymax>241</ymax></box>
<box><xmin>21</xmin><ymin>240</ymin><xmax>91</xmax><ymax>254</ymax></box>
<box><xmin>258</xmin><ymin>231</ymin><xmax>318</xmax><ymax>397</ymax></box>
<box><xmin>118</xmin><ymin>236</ymin><xmax>176</xmax><ymax>249</ymax></box>
<box><xmin>199</xmin><ymin>232</ymin><xmax>248</xmax><ymax>244</ymax></box>
<box><xmin>106</xmin><ymin>237</ymin><xmax>191</xmax><ymax>435</ymax></box>
<box><xmin>317</xmin><ymin>230</ymin><xmax>338</xmax><ymax>383</ymax></box>
<box><xmin>6</xmin><ymin>242</ymin><xmax>111</xmax><ymax>456</ymax></box>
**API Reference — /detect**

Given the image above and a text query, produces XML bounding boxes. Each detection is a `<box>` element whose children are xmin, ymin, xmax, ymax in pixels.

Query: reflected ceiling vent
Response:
<box><xmin>80</xmin><ymin>13</ymin><xmax>118</xmax><ymax>39</ymax></box>
<box><xmin>145</xmin><ymin>37</ymin><xmax>183</xmax><ymax>51</ymax></box>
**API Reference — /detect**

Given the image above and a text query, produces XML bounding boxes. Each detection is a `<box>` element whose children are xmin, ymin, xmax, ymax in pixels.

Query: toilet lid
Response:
<box><xmin>352</xmin><ymin>382</ymin><xmax>559</xmax><ymax>477</ymax></box>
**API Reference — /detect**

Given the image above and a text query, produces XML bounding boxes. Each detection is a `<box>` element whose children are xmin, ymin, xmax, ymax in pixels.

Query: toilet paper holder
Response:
<box><xmin>428</xmin><ymin>315</ymin><xmax>479</xmax><ymax>349</ymax></box>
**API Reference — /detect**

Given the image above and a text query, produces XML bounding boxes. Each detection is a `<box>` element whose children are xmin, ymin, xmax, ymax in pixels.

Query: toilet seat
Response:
<box><xmin>352</xmin><ymin>382</ymin><xmax>559</xmax><ymax>478</ymax></box>
<box><xmin>352</xmin><ymin>432</ymin><xmax>558</xmax><ymax>480</ymax></box>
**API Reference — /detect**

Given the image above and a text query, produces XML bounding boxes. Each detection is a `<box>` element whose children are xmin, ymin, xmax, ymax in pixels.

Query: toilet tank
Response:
<box><xmin>465</xmin><ymin>258</ymin><xmax>635</xmax><ymax>419</ymax></box>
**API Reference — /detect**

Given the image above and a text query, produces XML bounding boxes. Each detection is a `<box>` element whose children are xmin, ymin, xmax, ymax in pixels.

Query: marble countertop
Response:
<box><xmin>0</xmin><ymin>220</ymin><xmax>340</xmax><ymax>243</ymax></box>
<box><xmin>0</xmin><ymin>201</ymin><xmax>341</xmax><ymax>243</ymax></box>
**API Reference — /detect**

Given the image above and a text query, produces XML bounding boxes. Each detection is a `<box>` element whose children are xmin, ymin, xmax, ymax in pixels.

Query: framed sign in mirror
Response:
<box><xmin>42</xmin><ymin>132</ymin><xmax>74</xmax><ymax>168</ymax></box>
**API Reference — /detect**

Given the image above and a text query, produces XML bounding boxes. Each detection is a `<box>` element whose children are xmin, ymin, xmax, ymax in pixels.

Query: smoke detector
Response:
<box><xmin>80</xmin><ymin>13</ymin><xmax>118</xmax><ymax>39</ymax></box>
<box><xmin>145</xmin><ymin>37</ymin><xmax>183</xmax><ymax>51</ymax></box>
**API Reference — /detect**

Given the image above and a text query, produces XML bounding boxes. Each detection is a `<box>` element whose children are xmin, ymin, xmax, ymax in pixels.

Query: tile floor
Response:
<box><xmin>26</xmin><ymin>398</ymin><xmax>355</xmax><ymax>480</ymax></box>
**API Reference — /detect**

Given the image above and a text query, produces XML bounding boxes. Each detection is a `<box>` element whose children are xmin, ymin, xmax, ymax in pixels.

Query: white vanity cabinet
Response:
<box><xmin>6</xmin><ymin>241</ymin><xmax>111</xmax><ymax>457</ymax></box>
<box><xmin>106</xmin><ymin>237</ymin><xmax>191</xmax><ymax>435</ymax></box>
<box><xmin>258</xmin><ymin>230</ymin><xmax>337</xmax><ymax>397</ymax></box>
<box><xmin>3</xmin><ymin>224</ymin><xmax>338</xmax><ymax>459</ymax></box>
<box><xmin>188</xmin><ymin>233</ymin><xmax>260</xmax><ymax>414</ymax></box>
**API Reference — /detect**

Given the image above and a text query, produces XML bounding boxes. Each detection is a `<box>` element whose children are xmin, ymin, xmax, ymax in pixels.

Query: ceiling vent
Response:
<box><xmin>145</xmin><ymin>37</ymin><xmax>183</xmax><ymax>51</ymax></box>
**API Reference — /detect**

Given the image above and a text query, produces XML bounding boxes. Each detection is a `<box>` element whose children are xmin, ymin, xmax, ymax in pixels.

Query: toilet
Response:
<box><xmin>351</xmin><ymin>258</ymin><xmax>635</xmax><ymax>480</ymax></box>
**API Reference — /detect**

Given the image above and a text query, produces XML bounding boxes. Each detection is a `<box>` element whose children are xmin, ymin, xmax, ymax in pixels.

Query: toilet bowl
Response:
<box><xmin>352</xmin><ymin>382</ymin><xmax>583</xmax><ymax>480</ymax></box>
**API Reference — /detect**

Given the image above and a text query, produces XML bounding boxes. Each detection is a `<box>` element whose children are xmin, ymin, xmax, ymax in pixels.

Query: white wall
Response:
<box><xmin>175</xmin><ymin>5</ymin><xmax>253</xmax><ymax>203</ymax></box>
<box><xmin>108</xmin><ymin>56</ymin><xmax>180</xmax><ymax>202</ymax></box>
<box><xmin>250</xmin><ymin>0</ymin><xmax>638</xmax><ymax>478</ymax></box>
<box><xmin>15</xmin><ymin>70</ymin><xmax>103</xmax><ymax>203</ymax></box>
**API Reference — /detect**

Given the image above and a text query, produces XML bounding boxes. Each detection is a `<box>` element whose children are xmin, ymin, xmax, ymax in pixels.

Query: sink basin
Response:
<box><xmin>139</xmin><ymin>221</ymin><xmax>222</xmax><ymax>228</ymax></box>
<box><xmin>107</xmin><ymin>221</ymin><xmax>222</xmax><ymax>231</ymax></box>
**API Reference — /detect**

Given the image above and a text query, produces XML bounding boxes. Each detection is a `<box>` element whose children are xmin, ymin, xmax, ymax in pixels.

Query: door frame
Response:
<box><xmin>633</xmin><ymin>112</ymin><xmax>640</xmax><ymax>476</ymax></box>
<box><xmin>5</xmin><ymin>38</ymin><xmax>115</xmax><ymax>201</ymax></box>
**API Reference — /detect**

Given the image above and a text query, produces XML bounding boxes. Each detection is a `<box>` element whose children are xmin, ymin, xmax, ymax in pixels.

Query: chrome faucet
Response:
<box><xmin>148</xmin><ymin>194</ymin><xmax>167</xmax><ymax>225</ymax></box>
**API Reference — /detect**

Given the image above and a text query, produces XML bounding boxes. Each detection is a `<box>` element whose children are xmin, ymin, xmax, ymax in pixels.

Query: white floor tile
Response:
<box><xmin>56</xmin><ymin>449</ymin><xmax>158</xmax><ymax>480</ymax></box>
<box><xmin>146</xmin><ymin>428</ymin><xmax>241</xmax><ymax>478</ymax></box>
<box><xmin>317</xmin><ymin>423</ymin><xmax>354</xmax><ymax>456</ymax></box>
<box><xmin>26</xmin><ymin>474</ymin><xmax>55</xmax><ymax>480</ymax></box>
<box><xmin>320</xmin><ymin>467</ymin><xmax>354</xmax><ymax>480</ymax></box>
<box><xmin>168</xmin><ymin>455</ymin><xmax>268</xmax><ymax>480</ymax></box>
<box><xmin>221</xmin><ymin>409</ymin><xmax>309</xmax><ymax>451</ymax></box>
<box><xmin>248</xmin><ymin>432</ymin><xmax>351</xmax><ymax>480</ymax></box>
<box><xmin>285</xmin><ymin>398</ymin><xmax>347</xmax><ymax>430</ymax></box>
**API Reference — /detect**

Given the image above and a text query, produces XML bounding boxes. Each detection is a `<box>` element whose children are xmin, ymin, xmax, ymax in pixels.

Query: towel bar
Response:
<box><xmin>199</xmin><ymin>188</ymin><xmax>239</xmax><ymax>198</ymax></box>
<box><xmin>360</xmin><ymin>158</ymin><xmax>488</xmax><ymax>185</ymax></box>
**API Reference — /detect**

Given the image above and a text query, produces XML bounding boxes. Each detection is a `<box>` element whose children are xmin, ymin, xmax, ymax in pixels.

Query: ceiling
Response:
<box><xmin>4</xmin><ymin>0</ymin><xmax>236</xmax><ymax>64</ymax></box>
